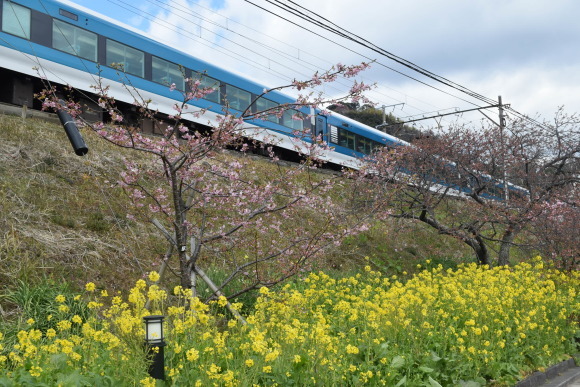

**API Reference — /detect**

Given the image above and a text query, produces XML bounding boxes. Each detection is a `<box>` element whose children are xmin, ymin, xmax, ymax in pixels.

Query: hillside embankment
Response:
<box><xmin>0</xmin><ymin>112</ymin><xmax>471</xmax><ymax>304</ymax></box>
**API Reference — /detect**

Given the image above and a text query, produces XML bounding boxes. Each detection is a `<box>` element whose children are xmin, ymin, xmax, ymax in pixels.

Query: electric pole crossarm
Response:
<box><xmin>377</xmin><ymin>103</ymin><xmax>507</xmax><ymax>128</ymax></box>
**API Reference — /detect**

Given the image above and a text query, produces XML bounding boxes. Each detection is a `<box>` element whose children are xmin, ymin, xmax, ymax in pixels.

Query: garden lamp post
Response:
<box><xmin>143</xmin><ymin>315</ymin><xmax>166</xmax><ymax>380</ymax></box>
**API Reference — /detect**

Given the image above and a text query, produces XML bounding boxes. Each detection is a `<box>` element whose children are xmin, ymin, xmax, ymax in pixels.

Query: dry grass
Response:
<box><xmin>0</xmin><ymin>114</ymin><xmax>166</xmax><ymax>298</ymax></box>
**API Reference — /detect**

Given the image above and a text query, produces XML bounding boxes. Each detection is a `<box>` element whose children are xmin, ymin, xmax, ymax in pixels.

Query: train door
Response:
<box><xmin>315</xmin><ymin>114</ymin><xmax>327</xmax><ymax>144</ymax></box>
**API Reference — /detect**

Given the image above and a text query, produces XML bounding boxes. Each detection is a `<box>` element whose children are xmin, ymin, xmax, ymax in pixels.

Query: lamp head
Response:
<box><xmin>143</xmin><ymin>315</ymin><xmax>165</xmax><ymax>345</ymax></box>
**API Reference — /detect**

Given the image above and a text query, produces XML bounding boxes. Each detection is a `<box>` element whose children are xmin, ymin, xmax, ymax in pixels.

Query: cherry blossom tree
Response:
<box><xmin>531</xmin><ymin>191</ymin><xmax>579</xmax><ymax>270</ymax></box>
<box><xmin>358</xmin><ymin>109</ymin><xmax>579</xmax><ymax>266</ymax></box>
<box><xmin>40</xmin><ymin>63</ymin><xmax>375</xmax><ymax>307</ymax></box>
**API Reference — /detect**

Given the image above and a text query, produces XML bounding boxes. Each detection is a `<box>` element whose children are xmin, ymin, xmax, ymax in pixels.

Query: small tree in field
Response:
<box><xmin>531</xmin><ymin>192</ymin><xmax>579</xmax><ymax>270</ymax></box>
<box><xmin>359</xmin><ymin>109</ymin><xmax>579</xmax><ymax>266</ymax></box>
<box><xmin>41</xmin><ymin>63</ymin><xmax>375</xmax><ymax>305</ymax></box>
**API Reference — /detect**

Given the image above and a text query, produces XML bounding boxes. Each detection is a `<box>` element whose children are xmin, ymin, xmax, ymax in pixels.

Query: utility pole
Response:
<box><xmin>381</xmin><ymin>105</ymin><xmax>386</xmax><ymax>126</ymax></box>
<box><xmin>376</xmin><ymin>103</ymin><xmax>404</xmax><ymax>131</ymax></box>
<box><xmin>498</xmin><ymin>95</ymin><xmax>509</xmax><ymax>201</ymax></box>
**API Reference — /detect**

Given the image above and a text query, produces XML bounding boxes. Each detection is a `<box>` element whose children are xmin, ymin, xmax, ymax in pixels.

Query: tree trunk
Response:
<box><xmin>498</xmin><ymin>227</ymin><xmax>517</xmax><ymax>266</ymax></box>
<box><xmin>467</xmin><ymin>237</ymin><xmax>491</xmax><ymax>266</ymax></box>
<box><xmin>408</xmin><ymin>211</ymin><xmax>493</xmax><ymax>267</ymax></box>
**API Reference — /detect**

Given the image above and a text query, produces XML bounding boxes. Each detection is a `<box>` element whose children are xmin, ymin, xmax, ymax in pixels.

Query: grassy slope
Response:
<box><xmin>0</xmin><ymin>113</ymin><xmax>472</xmax><ymax>312</ymax></box>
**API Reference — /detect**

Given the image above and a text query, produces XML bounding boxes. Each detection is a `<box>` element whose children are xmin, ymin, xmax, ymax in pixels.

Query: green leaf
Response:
<box><xmin>377</xmin><ymin>342</ymin><xmax>389</xmax><ymax>357</ymax></box>
<box><xmin>430</xmin><ymin>351</ymin><xmax>442</xmax><ymax>362</ymax></box>
<box><xmin>428</xmin><ymin>376</ymin><xmax>443</xmax><ymax>387</ymax></box>
<box><xmin>0</xmin><ymin>376</ymin><xmax>16</xmax><ymax>387</ymax></box>
<box><xmin>391</xmin><ymin>355</ymin><xmax>405</xmax><ymax>369</ymax></box>
<box><xmin>419</xmin><ymin>366</ymin><xmax>434</xmax><ymax>373</ymax></box>
<box><xmin>394</xmin><ymin>375</ymin><xmax>407</xmax><ymax>387</ymax></box>
<box><xmin>49</xmin><ymin>353</ymin><xmax>68</xmax><ymax>368</ymax></box>
<box><xmin>458</xmin><ymin>381</ymin><xmax>482</xmax><ymax>387</ymax></box>
<box><xmin>56</xmin><ymin>370</ymin><xmax>88</xmax><ymax>386</ymax></box>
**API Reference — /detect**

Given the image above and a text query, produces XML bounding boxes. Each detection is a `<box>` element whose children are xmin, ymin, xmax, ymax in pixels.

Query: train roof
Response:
<box><xmin>327</xmin><ymin>112</ymin><xmax>410</xmax><ymax>146</ymax></box>
<box><xmin>51</xmin><ymin>0</ymin><xmax>289</xmax><ymax>102</ymax></box>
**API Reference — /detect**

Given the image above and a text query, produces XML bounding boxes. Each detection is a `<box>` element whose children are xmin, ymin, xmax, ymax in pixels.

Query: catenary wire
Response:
<box><xmin>253</xmin><ymin>0</ymin><xmax>546</xmax><ymax>127</ymax></box>
<box><xmin>262</xmin><ymin>0</ymin><xmax>497</xmax><ymax>106</ymax></box>
<box><xmin>276</xmin><ymin>0</ymin><xmax>497</xmax><ymax>105</ymax></box>
<box><xmin>241</xmin><ymin>0</ymin><xmax>490</xmax><ymax>111</ymax></box>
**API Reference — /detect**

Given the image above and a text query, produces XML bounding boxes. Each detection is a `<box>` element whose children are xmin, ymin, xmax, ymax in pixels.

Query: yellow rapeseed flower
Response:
<box><xmin>140</xmin><ymin>377</ymin><xmax>157</xmax><ymax>387</ymax></box>
<box><xmin>29</xmin><ymin>365</ymin><xmax>42</xmax><ymax>377</ymax></box>
<box><xmin>148</xmin><ymin>271</ymin><xmax>160</xmax><ymax>282</ymax></box>
<box><xmin>265</xmin><ymin>349</ymin><xmax>280</xmax><ymax>362</ymax></box>
<box><xmin>259</xmin><ymin>287</ymin><xmax>270</xmax><ymax>295</ymax></box>
<box><xmin>57</xmin><ymin>320</ymin><xmax>72</xmax><ymax>331</ymax></box>
<box><xmin>186</xmin><ymin>348</ymin><xmax>199</xmax><ymax>361</ymax></box>
<box><xmin>217</xmin><ymin>295</ymin><xmax>228</xmax><ymax>307</ymax></box>
<box><xmin>58</xmin><ymin>305</ymin><xmax>69</xmax><ymax>313</ymax></box>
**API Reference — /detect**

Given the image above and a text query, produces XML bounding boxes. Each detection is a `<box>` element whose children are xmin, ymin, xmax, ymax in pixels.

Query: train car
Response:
<box><xmin>0</xmin><ymin>0</ymin><xmax>526</xmax><ymax>201</ymax></box>
<box><xmin>0</xmin><ymin>0</ymin><xmax>406</xmax><ymax>169</ymax></box>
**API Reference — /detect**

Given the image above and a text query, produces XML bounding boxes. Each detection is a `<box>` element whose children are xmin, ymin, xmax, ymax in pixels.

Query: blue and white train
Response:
<box><xmin>0</xmin><ymin>0</ymin><xmax>527</xmax><ymax>201</ymax></box>
<box><xmin>0</xmin><ymin>0</ymin><xmax>408</xmax><ymax>169</ymax></box>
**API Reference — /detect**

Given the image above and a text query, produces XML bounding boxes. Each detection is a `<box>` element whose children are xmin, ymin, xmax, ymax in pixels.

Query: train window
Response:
<box><xmin>106</xmin><ymin>39</ymin><xmax>144</xmax><ymax>78</ymax></box>
<box><xmin>225</xmin><ymin>84</ymin><xmax>251</xmax><ymax>112</ymax></box>
<box><xmin>152</xmin><ymin>56</ymin><xmax>184</xmax><ymax>90</ymax></box>
<box><xmin>194</xmin><ymin>74</ymin><xmax>220</xmax><ymax>104</ymax></box>
<box><xmin>337</xmin><ymin>127</ymin><xmax>355</xmax><ymax>149</ymax></box>
<box><xmin>357</xmin><ymin>136</ymin><xmax>372</xmax><ymax>154</ymax></box>
<box><xmin>53</xmin><ymin>19</ymin><xmax>97</xmax><ymax>62</ymax></box>
<box><xmin>255</xmin><ymin>97</ymin><xmax>279</xmax><ymax>123</ymax></box>
<box><xmin>282</xmin><ymin>109</ymin><xmax>304</xmax><ymax>131</ymax></box>
<box><xmin>2</xmin><ymin>0</ymin><xmax>31</xmax><ymax>39</ymax></box>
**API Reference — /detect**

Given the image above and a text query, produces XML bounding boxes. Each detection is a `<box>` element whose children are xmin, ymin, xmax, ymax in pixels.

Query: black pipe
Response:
<box><xmin>56</xmin><ymin>101</ymin><xmax>88</xmax><ymax>156</ymax></box>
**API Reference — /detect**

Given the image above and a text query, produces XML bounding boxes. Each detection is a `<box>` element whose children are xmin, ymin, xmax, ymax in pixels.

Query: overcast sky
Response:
<box><xmin>68</xmin><ymin>0</ymin><xmax>580</xmax><ymax>129</ymax></box>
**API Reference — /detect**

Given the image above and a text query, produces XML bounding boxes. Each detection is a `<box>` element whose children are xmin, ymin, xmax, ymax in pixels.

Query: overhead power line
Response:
<box><xmin>246</xmin><ymin>0</ymin><xmax>548</xmax><ymax>127</ymax></box>
<box><xmin>279</xmin><ymin>0</ymin><xmax>498</xmax><ymax>105</ymax></box>
<box><xmin>247</xmin><ymin>0</ymin><xmax>497</xmax><ymax>107</ymax></box>
<box><xmin>243</xmin><ymin>0</ymin><xmax>490</xmax><ymax>110</ymax></box>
